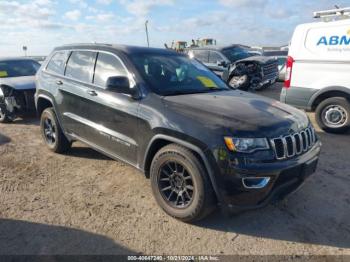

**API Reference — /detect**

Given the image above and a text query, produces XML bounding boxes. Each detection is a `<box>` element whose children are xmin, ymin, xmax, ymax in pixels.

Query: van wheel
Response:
<box><xmin>315</xmin><ymin>97</ymin><xmax>350</xmax><ymax>134</ymax></box>
<box><xmin>40</xmin><ymin>107</ymin><xmax>71</xmax><ymax>153</ymax></box>
<box><xmin>150</xmin><ymin>144</ymin><xmax>215</xmax><ymax>222</ymax></box>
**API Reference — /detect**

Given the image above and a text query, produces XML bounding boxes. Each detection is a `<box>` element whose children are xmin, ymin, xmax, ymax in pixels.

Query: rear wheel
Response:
<box><xmin>40</xmin><ymin>107</ymin><xmax>71</xmax><ymax>153</ymax></box>
<box><xmin>150</xmin><ymin>144</ymin><xmax>215</xmax><ymax>222</ymax></box>
<box><xmin>315</xmin><ymin>97</ymin><xmax>350</xmax><ymax>134</ymax></box>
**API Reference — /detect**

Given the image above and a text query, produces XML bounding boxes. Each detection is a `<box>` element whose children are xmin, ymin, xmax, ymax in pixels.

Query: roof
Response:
<box><xmin>54</xmin><ymin>43</ymin><xmax>181</xmax><ymax>56</ymax></box>
<box><xmin>189</xmin><ymin>44</ymin><xmax>250</xmax><ymax>51</ymax></box>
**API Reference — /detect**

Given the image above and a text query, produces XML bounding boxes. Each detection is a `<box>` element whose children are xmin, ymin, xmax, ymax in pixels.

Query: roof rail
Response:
<box><xmin>313</xmin><ymin>7</ymin><xmax>350</xmax><ymax>20</ymax></box>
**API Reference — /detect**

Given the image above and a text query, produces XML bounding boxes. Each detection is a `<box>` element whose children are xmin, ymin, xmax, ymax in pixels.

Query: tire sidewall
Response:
<box><xmin>0</xmin><ymin>108</ymin><xmax>10</xmax><ymax>123</ymax></box>
<box><xmin>316</xmin><ymin>97</ymin><xmax>350</xmax><ymax>133</ymax></box>
<box><xmin>40</xmin><ymin>108</ymin><xmax>60</xmax><ymax>151</ymax></box>
<box><xmin>150</xmin><ymin>148</ymin><xmax>205</xmax><ymax>220</ymax></box>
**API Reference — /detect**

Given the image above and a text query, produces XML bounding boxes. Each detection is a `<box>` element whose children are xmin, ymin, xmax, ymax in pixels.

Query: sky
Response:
<box><xmin>1</xmin><ymin>0</ymin><xmax>349</xmax><ymax>56</ymax></box>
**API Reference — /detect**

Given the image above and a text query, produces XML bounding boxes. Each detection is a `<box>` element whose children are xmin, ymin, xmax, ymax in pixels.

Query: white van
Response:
<box><xmin>280</xmin><ymin>7</ymin><xmax>350</xmax><ymax>133</ymax></box>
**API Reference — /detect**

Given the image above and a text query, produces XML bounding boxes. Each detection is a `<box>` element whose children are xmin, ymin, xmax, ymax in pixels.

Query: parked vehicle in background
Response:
<box><xmin>263</xmin><ymin>51</ymin><xmax>288</xmax><ymax>82</ymax></box>
<box><xmin>281</xmin><ymin>7</ymin><xmax>350</xmax><ymax>133</ymax></box>
<box><xmin>35</xmin><ymin>44</ymin><xmax>321</xmax><ymax>222</ymax></box>
<box><xmin>0</xmin><ymin>58</ymin><xmax>40</xmax><ymax>122</ymax></box>
<box><xmin>188</xmin><ymin>45</ymin><xmax>279</xmax><ymax>91</ymax></box>
<box><xmin>28</xmin><ymin>56</ymin><xmax>47</xmax><ymax>64</ymax></box>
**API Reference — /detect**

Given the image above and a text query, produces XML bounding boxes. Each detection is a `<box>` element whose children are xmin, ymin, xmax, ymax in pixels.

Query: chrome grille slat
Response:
<box><xmin>270</xmin><ymin>127</ymin><xmax>317</xmax><ymax>160</ymax></box>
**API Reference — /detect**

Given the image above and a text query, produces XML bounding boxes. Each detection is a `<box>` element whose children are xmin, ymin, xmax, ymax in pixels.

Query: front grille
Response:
<box><xmin>270</xmin><ymin>127</ymin><xmax>317</xmax><ymax>160</ymax></box>
<box><xmin>262</xmin><ymin>61</ymin><xmax>279</xmax><ymax>79</ymax></box>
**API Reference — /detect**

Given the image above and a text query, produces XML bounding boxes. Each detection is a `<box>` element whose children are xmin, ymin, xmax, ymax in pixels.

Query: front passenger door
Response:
<box><xmin>207</xmin><ymin>51</ymin><xmax>228</xmax><ymax>78</ymax></box>
<box><xmin>87</xmin><ymin>52</ymin><xmax>139</xmax><ymax>165</ymax></box>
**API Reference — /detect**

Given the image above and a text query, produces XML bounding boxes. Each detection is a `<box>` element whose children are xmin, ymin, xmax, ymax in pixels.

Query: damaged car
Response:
<box><xmin>0</xmin><ymin>58</ymin><xmax>40</xmax><ymax>123</ymax></box>
<box><xmin>188</xmin><ymin>45</ymin><xmax>279</xmax><ymax>91</ymax></box>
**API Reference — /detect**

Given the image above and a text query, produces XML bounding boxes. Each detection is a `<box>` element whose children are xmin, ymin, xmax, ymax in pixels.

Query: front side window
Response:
<box><xmin>65</xmin><ymin>51</ymin><xmax>96</xmax><ymax>83</ymax></box>
<box><xmin>0</xmin><ymin>59</ymin><xmax>40</xmax><ymax>78</ymax></box>
<box><xmin>94</xmin><ymin>53</ymin><xmax>127</xmax><ymax>88</ymax></box>
<box><xmin>46</xmin><ymin>51</ymin><xmax>69</xmax><ymax>75</ymax></box>
<box><xmin>130</xmin><ymin>53</ymin><xmax>229</xmax><ymax>96</ymax></box>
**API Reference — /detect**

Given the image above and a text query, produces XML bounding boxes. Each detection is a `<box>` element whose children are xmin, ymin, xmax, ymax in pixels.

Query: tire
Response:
<box><xmin>150</xmin><ymin>144</ymin><xmax>215</xmax><ymax>222</ymax></box>
<box><xmin>315</xmin><ymin>97</ymin><xmax>350</xmax><ymax>134</ymax></box>
<box><xmin>0</xmin><ymin>108</ymin><xmax>12</xmax><ymax>123</ymax></box>
<box><xmin>228</xmin><ymin>75</ymin><xmax>249</xmax><ymax>91</ymax></box>
<box><xmin>40</xmin><ymin>107</ymin><xmax>71</xmax><ymax>153</ymax></box>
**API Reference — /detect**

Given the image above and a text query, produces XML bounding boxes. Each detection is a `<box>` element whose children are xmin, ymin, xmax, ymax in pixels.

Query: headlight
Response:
<box><xmin>224</xmin><ymin>137</ymin><xmax>270</xmax><ymax>153</ymax></box>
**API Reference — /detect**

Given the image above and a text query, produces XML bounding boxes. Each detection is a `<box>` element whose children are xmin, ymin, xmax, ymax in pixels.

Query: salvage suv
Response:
<box><xmin>188</xmin><ymin>45</ymin><xmax>279</xmax><ymax>91</ymax></box>
<box><xmin>35</xmin><ymin>44</ymin><xmax>321</xmax><ymax>222</ymax></box>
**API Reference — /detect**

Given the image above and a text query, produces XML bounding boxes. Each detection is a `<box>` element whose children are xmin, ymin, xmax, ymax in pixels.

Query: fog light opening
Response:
<box><xmin>242</xmin><ymin>177</ymin><xmax>270</xmax><ymax>189</ymax></box>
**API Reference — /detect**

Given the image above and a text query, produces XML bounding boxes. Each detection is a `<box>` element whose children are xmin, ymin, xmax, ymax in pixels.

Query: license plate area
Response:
<box><xmin>301</xmin><ymin>158</ymin><xmax>318</xmax><ymax>180</ymax></box>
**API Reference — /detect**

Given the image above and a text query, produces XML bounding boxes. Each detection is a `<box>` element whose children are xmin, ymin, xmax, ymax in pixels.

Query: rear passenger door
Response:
<box><xmin>58</xmin><ymin>50</ymin><xmax>98</xmax><ymax>141</ymax></box>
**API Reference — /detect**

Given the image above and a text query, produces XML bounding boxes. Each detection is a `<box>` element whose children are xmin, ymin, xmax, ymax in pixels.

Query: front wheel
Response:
<box><xmin>0</xmin><ymin>108</ymin><xmax>13</xmax><ymax>123</ymax></box>
<box><xmin>315</xmin><ymin>97</ymin><xmax>350</xmax><ymax>134</ymax></box>
<box><xmin>40</xmin><ymin>107</ymin><xmax>71</xmax><ymax>153</ymax></box>
<box><xmin>228</xmin><ymin>75</ymin><xmax>249</xmax><ymax>91</ymax></box>
<box><xmin>150</xmin><ymin>144</ymin><xmax>215</xmax><ymax>222</ymax></box>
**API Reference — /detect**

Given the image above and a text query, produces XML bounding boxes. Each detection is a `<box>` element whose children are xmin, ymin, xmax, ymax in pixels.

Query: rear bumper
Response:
<box><xmin>210</xmin><ymin>141</ymin><xmax>321</xmax><ymax>213</ymax></box>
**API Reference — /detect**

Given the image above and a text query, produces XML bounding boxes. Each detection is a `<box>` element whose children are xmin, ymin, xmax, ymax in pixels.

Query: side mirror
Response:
<box><xmin>217</xmin><ymin>60</ymin><xmax>227</xmax><ymax>67</ymax></box>
<box><xmin>106</xmin><ymin>76</ymin><xmax>134</xmax><ymax>96</ymax></box>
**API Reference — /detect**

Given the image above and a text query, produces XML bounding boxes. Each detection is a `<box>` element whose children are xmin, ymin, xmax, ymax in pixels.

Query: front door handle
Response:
<box><xmin>56</xmin><ymin>80</ymin><xmax>63</xmax><ymax>85</ymax></box>
<box><xmin>87</xmin><ymin>90</ymin><xmax>98</xmax><ymax>96</ymax></box>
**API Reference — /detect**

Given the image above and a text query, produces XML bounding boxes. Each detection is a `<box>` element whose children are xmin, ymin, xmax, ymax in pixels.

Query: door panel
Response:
<box><xmin>58</xmin><ymin>50</ymin><xmax>97</xmax><ymax>140</ymax></box>
<box><xmin>207</xmin><ymin>51</ymin><xmax>227</xmax><ymax>77</ymax></box>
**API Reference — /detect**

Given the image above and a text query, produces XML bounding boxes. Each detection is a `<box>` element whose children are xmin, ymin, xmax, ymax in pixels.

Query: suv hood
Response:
<box><xmin>163</xmin><ymin>90</ymin><xmax>309</xmax><ymax>138</ymax></box>
<box><xmin>236</xmin><ymin>55</ymin><xmax>276</xmax><ymax>64</ymax></box>
<box><xmin>0</xmin><ymin>76</ymin><xmax>36</xmax><ymax>90</ymax></box>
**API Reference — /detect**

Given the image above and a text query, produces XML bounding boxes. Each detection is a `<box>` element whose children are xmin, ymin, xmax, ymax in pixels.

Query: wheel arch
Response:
<box><xmin>36</xmin><ymin>95</ymin><xmax>54</xmax><ymax>116</ymax></box>
<box><xmin>309</xmin><ymin>86</ymin><xmax>350</xmax><ymax>111</ymax></box>
<box><xmin>143</xmin><ymin>134</ymin><xmax>223</xmax><ymax>206</ymax></box>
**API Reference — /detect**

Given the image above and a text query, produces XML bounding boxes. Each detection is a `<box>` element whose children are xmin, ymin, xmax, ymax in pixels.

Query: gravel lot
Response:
<box><xmin>0</xmin><ymin>83</ymin><xmax>349</xmax><ymax>255</ymax></box>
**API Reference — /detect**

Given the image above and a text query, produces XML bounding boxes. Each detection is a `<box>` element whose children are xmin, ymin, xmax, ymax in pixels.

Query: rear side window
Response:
<box><xmin>65</xmin><ymin>51</ymin><xmax>96</xmax><ymax>83</ymax></box>
<box><xmin>46</xmin><ymin>51</ymin><xmax>69</xmax><ymax>75</ymax></box>
<box><xmin>192</xmin><ymin>50</ymin><xmax>209</xmax><ymax>63</ymax></box>
<box><xmin>93</xmin><ymin>53</ymin><xmax>127</xmax><ymax>88</ymax></box>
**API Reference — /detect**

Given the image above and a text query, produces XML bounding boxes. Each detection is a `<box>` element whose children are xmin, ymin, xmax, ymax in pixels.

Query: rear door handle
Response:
<box><xmin>87</xmin><ymin>90</ymin><xmax>98</xmax><ymax>96</ymax></box>
<box><xmin>56</xmin><ymin>80</ymin><xmax>63</xmax><ymax>85</ymax></box>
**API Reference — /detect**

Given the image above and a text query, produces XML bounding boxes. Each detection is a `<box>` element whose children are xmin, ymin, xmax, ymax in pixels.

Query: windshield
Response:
<box><xmin>221</xmin><ymin>47</ymin><xmax>256</xmax><ymax>62</ymax></box>
<box><xmin>130</xmin><ymin>54</ymin><xmax>229</xmax><ymax>96</ymax></box>
<box><xmin>0</xmin><ymin>60</ymin><xmax>40</xmax><ymax>78</ymax></box>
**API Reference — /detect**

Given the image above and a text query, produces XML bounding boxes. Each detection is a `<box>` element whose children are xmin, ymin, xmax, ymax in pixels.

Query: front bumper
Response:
<box><xmin>208</xmin><ymin>141</ymin><xmax>321</xmax><ymax>213</ymax></box>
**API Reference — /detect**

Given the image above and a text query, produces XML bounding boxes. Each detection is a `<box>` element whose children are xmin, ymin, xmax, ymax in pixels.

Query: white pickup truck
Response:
<box><xmin>281</xmin><ymin>7</ymin><xmax>350</xmax><ymax>133</ymax></box>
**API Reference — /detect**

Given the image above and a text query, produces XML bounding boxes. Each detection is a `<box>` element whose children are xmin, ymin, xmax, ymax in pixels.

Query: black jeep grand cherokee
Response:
<box><xmin>35</xmin><ymin>44</ymin><xmax>321</xmax><ymax>222</ymax></box>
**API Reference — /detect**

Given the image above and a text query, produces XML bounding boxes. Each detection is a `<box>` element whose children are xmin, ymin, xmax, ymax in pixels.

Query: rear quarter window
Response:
<box><xmin>46</xmin><ymin>51</ymin><xmax>69</xmax><ymax>75</ymax></box>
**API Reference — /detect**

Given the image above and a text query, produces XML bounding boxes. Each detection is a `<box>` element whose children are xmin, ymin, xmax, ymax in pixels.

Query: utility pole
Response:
<box><xmin>22</xmin><ymin>46</ymin><xmax>27</xmax><ymax>57</ymax></box>
<box><xmin>145</xmin><ymin>20</ymin><xmax>150</xmax><ymax>47</ymax></box>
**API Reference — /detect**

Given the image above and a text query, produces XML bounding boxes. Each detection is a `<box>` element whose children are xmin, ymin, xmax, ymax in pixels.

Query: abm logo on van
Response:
<box><xmin>317</xmin><ymin>30</ymin><xmax>350</xmax><ymax>46</ymax></box>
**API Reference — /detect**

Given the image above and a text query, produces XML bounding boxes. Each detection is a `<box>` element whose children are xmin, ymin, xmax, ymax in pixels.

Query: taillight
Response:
<box><xmin>284</xmin><ymin>56</ymin><xmax>294</xmax><ymax>88</ymax></box>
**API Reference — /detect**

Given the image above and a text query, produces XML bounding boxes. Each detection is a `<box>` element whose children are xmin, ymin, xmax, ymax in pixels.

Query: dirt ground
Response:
<box><xmin>0</xmin><ymin>83</ymin><xmax>349</xmax><ymax>255</ymax></box>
